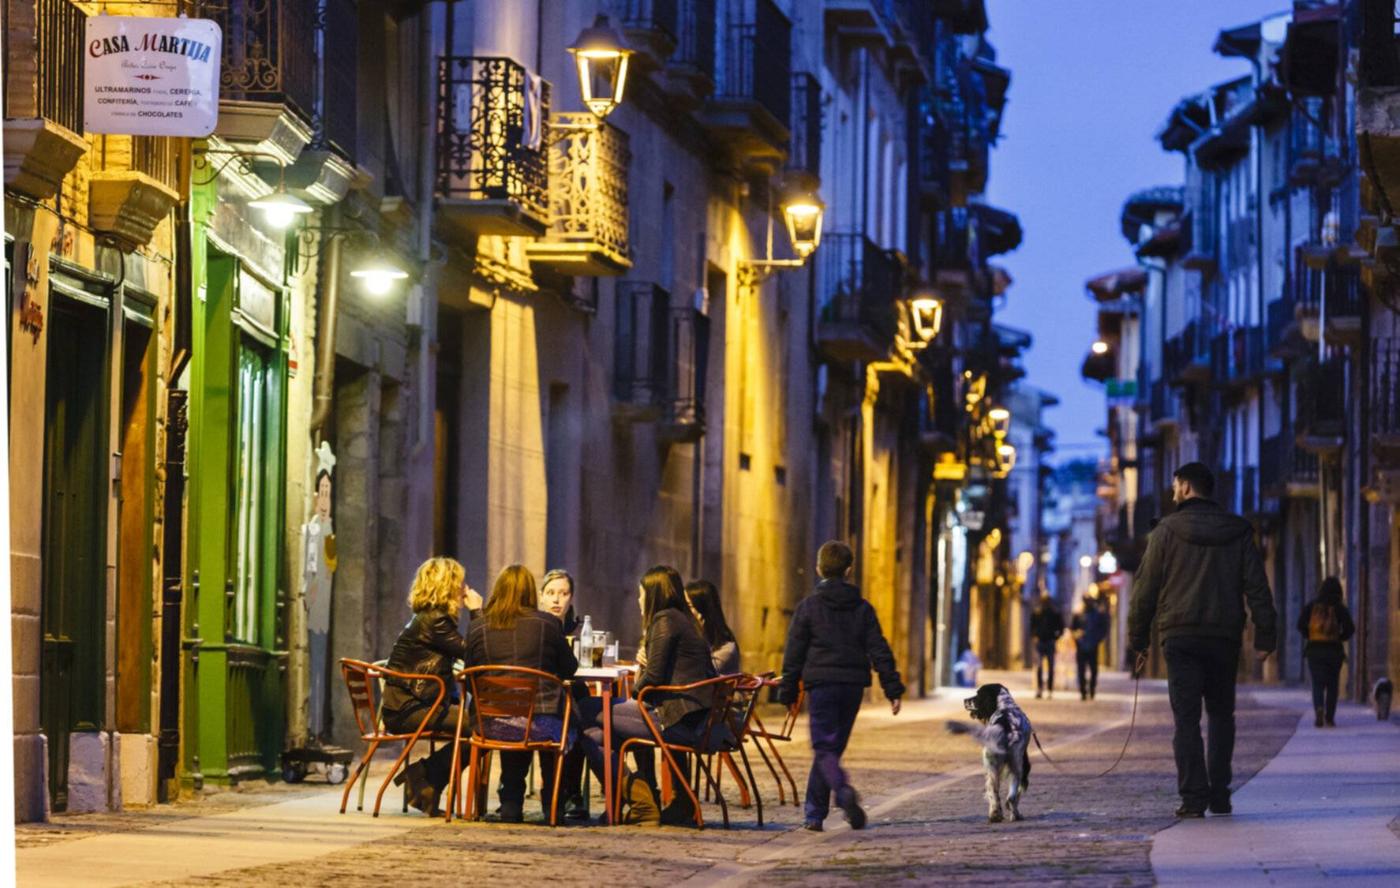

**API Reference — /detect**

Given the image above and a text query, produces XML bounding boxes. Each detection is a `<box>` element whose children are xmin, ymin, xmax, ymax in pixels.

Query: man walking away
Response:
<box><xmin>1129</xmin><ymin>462</ymin><xmax>1277</xmax><ymax>818</ymax></box>
<box><xmin>780</xmin><ymin>540</ymin><xmax>905</xmax><ymax>833</ymax></box>
<box><xmin>1030</xmin><ymin>593</ymin><xmax>1065</xmax><ymax>699</ymax></box>
<box><xmin>1071</xmin><ymin>594</ymin><xmax>1108</xmax><ymax>700</ymax></box>
<box><xmin>1297</xmin><ymin>577</ymin><xmax>1355</xmax><ymax>728</ymax></box>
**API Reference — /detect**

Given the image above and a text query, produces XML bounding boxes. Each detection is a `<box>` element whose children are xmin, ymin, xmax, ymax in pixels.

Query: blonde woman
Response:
<box><xmin>382</xmin><ymin>557</ymin><xmax>483</xmax><ymax>815</ymax></box>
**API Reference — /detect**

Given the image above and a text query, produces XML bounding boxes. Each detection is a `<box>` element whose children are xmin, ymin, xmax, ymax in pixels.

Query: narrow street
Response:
<box><xmin>19</xmin><ymin>670</ymin><xmax>1359</xmax><ymax>887</ymax></box>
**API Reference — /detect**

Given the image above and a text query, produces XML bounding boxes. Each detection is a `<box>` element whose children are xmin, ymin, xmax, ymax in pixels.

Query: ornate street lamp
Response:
<box><xmin>910</xmin><ymin>295</ymin><xmax>944</xmax><ymax>343</ymax></box>
<box><xmin>988</xmin><ymin>405</ymin><xmax>1011</xmax><ymax>438</ymax></box>
<box><xmin>997</xmin><ymin>442</ymin><xmax>1017</xmax><ymax>475</ymax></box>
<box><xmin>567</xmin><ymin>15</ymin><xmax>633</xmax><ymax>120</ymax></box>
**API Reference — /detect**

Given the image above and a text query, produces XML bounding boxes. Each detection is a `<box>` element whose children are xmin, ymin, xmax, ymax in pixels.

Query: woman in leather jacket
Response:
<box><xmin>580</xmin><ymin>565</ymin><xmax>717</xmax><ymax>825</ymax></box>
<box><xmin>382</xmin><ymin>557</ymin><xmax>482</xmax><ymax>814</ymax></box>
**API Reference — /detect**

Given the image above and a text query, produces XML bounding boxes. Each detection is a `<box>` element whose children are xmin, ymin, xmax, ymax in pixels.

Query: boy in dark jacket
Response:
<box><xmin>780</xmin><ymin>540</ymin><xmax>905</xmax><ymax>832</ymax></box>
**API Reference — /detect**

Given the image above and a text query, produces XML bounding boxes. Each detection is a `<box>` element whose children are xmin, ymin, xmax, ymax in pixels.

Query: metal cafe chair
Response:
<box><xmin>338</xmin><ymin>658</ymin><xmax>455</xmax><ymax>816</ymax></box>
<box><xmin>703</xmin><ymin>673</ymin><xmax>767</xmax><ymax>826</ymax></box>
<box><xmin>449</xmin><ymin>665</ymin><xmax>575</xmax><ymax>825</ymax></box>
<box><xmin>616</xmin><ymin>674</ymin><xmax>742</xmax><ymax>829</ymax></box>
<box><xmin>747</xmin><ymin>675</ymin><xmax>803</xmax><ymax>805</ymax></box>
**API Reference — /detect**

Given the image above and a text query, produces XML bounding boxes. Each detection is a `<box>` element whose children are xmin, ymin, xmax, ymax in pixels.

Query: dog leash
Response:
<box><xmin>1030</xmin><ymin>653</ymin><xmax>1145</xmax><ymax>779</ymax></box>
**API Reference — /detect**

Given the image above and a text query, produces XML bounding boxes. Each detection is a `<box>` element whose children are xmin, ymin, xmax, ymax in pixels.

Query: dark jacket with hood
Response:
<box><xmin>1128</xmin><ymin>497</ymin><xmax>1277</xmax><ymax>653</ymax></box>
<box><xmin>778</xmin><ymin>578</ymin><xmax>906</xmax><ymax>704</ymax></box>
<box><xmin>1295</xmin><ymin>597</ymin><xmax>1355</xmax><ymax>657</ymax></box>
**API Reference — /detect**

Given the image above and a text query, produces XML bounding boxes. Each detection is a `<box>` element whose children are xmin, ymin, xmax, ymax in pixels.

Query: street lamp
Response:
<box><xmin>350</xmin><ymin>257</ymin><xmax>410</xmax><ymax>296</ymax></box>
<box><xmin>910</xmin><ymin>295</ymin><xmax>944</xmax><ymax>343</ymax></box>
<box><xmin>1091</xmin><ymin>339</ymin><xmax>1110</xmax><ymax>355</ymax></box>
<box><xmin>247</xmin><ymin>187</ymin><xmax>314</xmax><ymax>230</ymax></box>
<box><xmin>1078</xmin><ymin>555</ymin><xmax>1094</xmax><ymax>569</ymax></box>
<box><xmin>782</xmin><ymin>190</ymin><xmax>825</xmax><ymax>259</ymax></box>
<box><xmin>997</xmin><ymin>443</ymin><xmax>1017</xmax><ymax>475</ymax></box>
<box><xmin>988</xmin><ymin>406</ymin><xmax>1011</xmax><ymax>438</ymax></box>
<box><xmin>567</xmin><ymin>14</ymin><xmax>632</xmax><ymax>120</ymax></box>
<box><xmin>1098</xmin><ymin>551</ymin><xmax>1119</xmax><ymax>574</ymax></box>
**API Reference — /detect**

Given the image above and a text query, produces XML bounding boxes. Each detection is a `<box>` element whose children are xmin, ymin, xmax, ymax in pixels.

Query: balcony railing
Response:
<box><xmin>1164</xmin><ymin>319</ymin><xmax>1211</xmax><ymax>385</ymax></box>
<box><xmin>1211</xmin><ymin>325</ymin><xmax>1267</xmax><ymax>387</ymax></box>
<box><xmin>718</xmin><ymin>2</ymin><xmax>791</xmax><ymax>124</ymax></box>
<box><xmin>1185</xmin><ymin>181</ymin><xmax>1218</xmax><ymax>271</ymax></box>
<box><xmin>621</xmin><ymin>0</ymin><xmax>679</xmax><ymax>66</ymax></box>
<box><xmin>1372</xmin><ymin>338</ymin><xmax>1400</xmax><ymax>442</ymax></box>
<box><xmin>665</xmin><ymin>0</ymin><xmax>716</xmax><ymax>91</ymax></box>
<box><xmin>435</xmin><ymin>56</ymin><xmax>551</xmax><ymax>237</ymax></box>
<box><xmin>615</xmin><ymin>282</ymin><xmax>672</xmax><ymax>419</ymax></box>
<box><xmin>1262</xmin><ymin>432</ymin><xmax>1321</xmax><ymax>497</ymax></box>
<box><xmin>916</xmin><ymin>82</ymin><xmax>950</xmax><ymax>205</ymax></box>
<box><xmin>1290</xmin><ymin>102</ymin><xmax>1343</xmax><ymax>185</ymax></box>
<box><xmin>212</xmin><ymin>0</ymin><xmax>318</xmax><ymax>122</ymax></box>
<box><xmin>787</xmin><ymin>72</ymin><xmax>822</xmax><ymax>181</ymax></box>
<box><xmin>313</xmin><ymin>0</ymin><xmax>358</xmax><ymax>158</ymax></box>
<box><xmin>36</xmin><ymin>0</ymin><xmax>86</xmax><ymax>134</ymax></box>
<box><xmin>1297</xmin><ymin>356</ymin><xmax>1347</xmax><ymax>443</ymax></box>
<box><xmin>133</xmin><ymin>136</ymin><xmax>180</xmax><ymax>194</ymax></box>
<box><xmin>815</xmin><ymin>233</ymin><xmax>901</xmax><ymax>363</ymax></box>
<box><xmin>527</xmin><ymin>114</ymin><xmax>631</xmax><ymax>274</ymax></box>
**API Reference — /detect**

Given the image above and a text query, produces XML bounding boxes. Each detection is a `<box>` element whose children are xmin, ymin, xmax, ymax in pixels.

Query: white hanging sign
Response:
<box><xmin>84</xmin><ymin>16</ymin><xmax>222</xmax><ymax>137</ymax></box>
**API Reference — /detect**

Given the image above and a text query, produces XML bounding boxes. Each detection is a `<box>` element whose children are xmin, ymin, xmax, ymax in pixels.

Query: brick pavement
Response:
<box><xmin>16</xmin><ymin>671</ymin><xmax>1302</xmax><ymax>887</ymax></box>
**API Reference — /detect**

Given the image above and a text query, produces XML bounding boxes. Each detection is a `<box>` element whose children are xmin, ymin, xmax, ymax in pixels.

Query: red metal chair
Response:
<box><xmin>706</xmin><ymin>674</ymin><xmax>767</xmax><ymax>826</ymax></box>
<box><xmin>338</xmin><ymin>658</ymin><xmax>455</xmax><ymax>816</ymax></box>
<box><xmin>747</xmin><ymin>676</ymin><xmax>803</xmax><ymax>805</ymax></box>
<box><xmin>616</xmin><ymin>675</ymin><xmax>742</xmax><ymax>829</ymax></box>
<box><xmin>449</xmin><ymin>665</ymin><xmax>575</xmax><ymax>825</ymax></box>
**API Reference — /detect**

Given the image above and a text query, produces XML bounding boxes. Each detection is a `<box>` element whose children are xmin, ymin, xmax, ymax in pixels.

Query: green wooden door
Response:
<box><xmin>41</xmin><ymin>294</ymin><xmax>109</xmax><ymax>811</ymax></box>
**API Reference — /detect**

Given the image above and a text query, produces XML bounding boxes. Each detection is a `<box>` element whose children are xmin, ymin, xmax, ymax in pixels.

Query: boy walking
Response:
<box><xmin>779</xmin><ymin>541</ymin><xmax>905</xmax><ymax>832</ymax></box>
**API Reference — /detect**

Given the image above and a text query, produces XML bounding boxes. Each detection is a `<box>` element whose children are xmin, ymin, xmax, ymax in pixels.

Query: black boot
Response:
<box><xmin>1315</xmin><ymin>707</ymin><xmax>1325</xmax><ymax>728</ymax></box>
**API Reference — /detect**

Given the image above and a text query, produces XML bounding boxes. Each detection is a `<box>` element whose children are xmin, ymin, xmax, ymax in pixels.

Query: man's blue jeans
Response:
<box><xmin>804</xmin><ymin>683</ymin><xmax>866</xmax><ymax>822</ymax></box>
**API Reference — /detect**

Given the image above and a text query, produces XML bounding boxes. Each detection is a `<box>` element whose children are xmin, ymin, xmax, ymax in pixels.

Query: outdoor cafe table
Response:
<box><xmin>572</xmin><ymin>665</ymin><xmax>637</xmax><ymax>825</ymax></box>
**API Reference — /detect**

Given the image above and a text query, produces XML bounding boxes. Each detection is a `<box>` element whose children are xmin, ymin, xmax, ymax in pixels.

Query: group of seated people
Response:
<box><xmin>379</xmin><ymin>556</ymin><xmax>742</xmax><ymax>826</ymax></box>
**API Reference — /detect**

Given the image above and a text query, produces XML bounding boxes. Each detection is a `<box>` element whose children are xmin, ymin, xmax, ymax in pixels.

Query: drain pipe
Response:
<box><xmin>413</xmin><ymin>1</ymin><xmax>442</xmax><ymax>456</ymax></box>
<box><xmin>309</xmin><ymin>204</ymin><xmax>344</xmax><ymax>441</ymax></box>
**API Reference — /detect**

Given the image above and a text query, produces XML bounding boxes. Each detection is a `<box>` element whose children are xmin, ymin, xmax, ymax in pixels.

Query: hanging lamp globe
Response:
<box><xmin>567</xmin><ymin>14</ymin><xmax>633</xmax><ymax>120</ymax></box>
<box><xmin>249</xmin><ymin>189</ymin><xmax>313</xmax><ymax>229</ymax></box>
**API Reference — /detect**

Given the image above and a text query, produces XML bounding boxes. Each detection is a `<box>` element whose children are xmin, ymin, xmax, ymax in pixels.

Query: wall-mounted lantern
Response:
<box><xmin>988</xmin><ymin>405</ymin><xmax>1011</xmax><ymax>438</ymax></box>
<box><xmin>910</xmin><ymin>294</ymin><xmax>944</xmax><ymax>343</ymax></box>
<box><xmin>568</xmin><ymin>15</ymin><xmax>633</xmax><ymax>120</ymax></box>
<box><xmin>996</xmin><ymin>442</ymin><xmax>1017</xmax><ymax>476</ymax></box>
<box><xmin>782</xmin><ymin>190</ymin><xmax>825</xmax><ymax>259</ymax></box>
<box><xmin>350</xmin><ymin>257</ymin><xmax>410</xmax><ymax>296</ymax></box>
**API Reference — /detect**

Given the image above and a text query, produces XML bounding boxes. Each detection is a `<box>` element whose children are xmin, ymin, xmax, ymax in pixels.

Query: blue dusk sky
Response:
<box><xmin>983</xmin><ymin>0</ymin><xmax>1287</xmax><ymax>463</ymax></box>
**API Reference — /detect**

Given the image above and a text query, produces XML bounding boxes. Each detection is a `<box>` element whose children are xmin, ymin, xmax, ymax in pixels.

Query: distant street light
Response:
<box><xmin>249</xmin><ymin>188</ymin><xmax>313</xmax><ymax>229</ymax></box>
<box><xmin>568</xmin><ymin>15</ymin><xmax>633</xmax><ymax>120</ymax></box>
<box><xmin>1091</xmin><ymin>340</ymin><xmax>1110</xmax><ymax>355</ymax></box>
<box><xmin>1098</xmin><ymin>551</ymin><xmax>1119</xmax><ymax>574</ymax></box>
<box><xmin>782</xmin><ymin>190</ymin><xmax>825</xmax><ymax>259</ymax></box>
<box><xmin>988</xmin><ymin>406</ymin><xmax>1011</xmax><ymax>438</ymax></box>
<box><xmin>350</xmin><ymin>257</ymin><xmax>410</xmax><ymax>296</ymax></box>
<box><xmin>1079</xmin><ymin>554</ymin><xmax>1094</xmax><ymax>569</ymax></box>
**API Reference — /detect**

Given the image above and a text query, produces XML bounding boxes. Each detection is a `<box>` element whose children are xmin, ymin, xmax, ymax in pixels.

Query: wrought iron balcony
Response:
<box><xmin>209</xmin><ymin>0</ymin><xmax>318</xmax><ymax>158</ymax></box>
<box><xmin>916</xmin><ymin>82</ymin><xmax>951</xmax><ymax>208</ymax></box>
<box><xmin>1324</xmin><ymin>264</ymin><xmax>1362</xmax><ymax>344</ymax></box>
<box><xmin>314</xmin><ymin>0</ymin><xmax>358</xmax><ymax>160</ymax></box>
<box><xmin>37</xmin><ymin>0</ymin><xmax>85</xmax><ymax>135</ymax></box>
<box><xmin>613</xmin><ymin>283</ymin><xmax>708</xmax><ymax>439</ymax></box>
<box><xmin>526</xmin><ymin>114</ymin><xmax>631</xmax><ymax>275</ymax></box>
<box><xmin>1210</xmin><ymin>326</ymin><xmax>1269</xmax><ymax>389</ymax></box>
<box><xmin>660</xmin><ymin>0</ymin><xmax>716</xmax><ymax>106</ymax></box>
<box><xmin>1164</xmin><ymin>320</ymin><xmax>1211</xmax><ymax>386</ymax></box>
<box><xmin>1183</xmin><ymin>197</ymin><xmax>1218</xmax><ymax>273</ymax></box>
<box><xmin>700</xmin><ymin>0</ymin><xmax>790</xmax><ymax>171</ymax></box>
<box><xmin>786</xmin><ymin>72</ymin><xmax>822</xmax><ymax>185</ymax></box>
<box><xmin>1148</xmin><ymin>377</ymin><xmax>1179</xmax><ymax>431</ymax></box>
<box><xmin>1261</xmin><ymin>432</ymin><xmax>1321</xmax><ymax>499</ymax></box>
<box><xmin>1372</xmin><ymin>337</ymin><xmax>1400</xmax><ymax>465</ymax></box>
<box><xmin>1297</xmin><ymin>356</ymin><xmax>1347</xmax><ymax>452</ymax></box>
<box><xmin>4</xmin><ymin>0</ymin><xmax>89</xmax><ymax>200</ymax></box>
<box><xmin>621</xmin><ymin>0</ymin><xmax>680</xmax><ymax>68</ymax></box>
<box><xmin>435</xmin><ymin>56</ymin><xmax>551</xmax><ymax>238</ymax></box>
<box><xmin>1289</xmin><ymin>102</ymin><xmax>1344</xmax><ymax>187</ymax></box>
<box><xmin>815</xmin><ymin>233</ymin><xmax>901</xmax><ymax>363</ymax></box>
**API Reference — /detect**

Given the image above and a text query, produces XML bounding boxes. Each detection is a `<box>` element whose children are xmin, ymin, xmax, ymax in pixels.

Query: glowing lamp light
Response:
<box><xmin>1090</xmin><ymin>340</ymin><xmax>1110</xmax><ymax>356</ymax></box>
<box><xmin>351</xmin><ymin>260</ymin><xmax>409</xmax><ymax>296</ymax></box>
<box><xmin>249</xmin><ymin>189</ymin><xmax>313</xmax><ymax>229</ymax></box>
<box><xmin>988</xmin><ymin>406</ymin><xmax>1011</xmax><ymax>438</ymax></box>
<box><xmin>1078</xmin><ymin>555</ymin><xmax>1094</xmax><ymax>569</ymax></box>
<box><xmin>782</xmin><ymin>192</ymin><xmax>825</xmax><ymax>259</ymax></box>
<box><xmin>567</xmin><ymin>15</ymin><xmax>632</xmax><ymax>120</ymax></box>
<box><xmin>997</xmin><ymin>443</ymin><xmax>1017</xmax><ymax>472</ymax></box>
<box><xmin>1098</xmin><ymin>551</ymin><xmax>1119</xmax><ymax>575</ymax></box>
<box><xmin>910</xmin><ymin>295</ymin><xmax>944</xmax><ymax>342</ymax></box>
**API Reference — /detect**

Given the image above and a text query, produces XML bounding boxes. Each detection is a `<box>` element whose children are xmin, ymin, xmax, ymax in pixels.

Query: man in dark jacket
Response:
<box><xmin>1128</xmin><ymin>462</ymin><xmax>1277</xmax><ymax>818</ymax></box>
<box><xmin>780</xmin><ymin>540</ymin><xmax>905</xmax><ymax>832</ymax></box>
<box><xmin>1071</xmin><ymin>594</ymin><xmax>1109</xmax><ymax>700</ymax></box>
<box><xmin>1030</xmin><ymin>593</ymin><xmax>1065</xmax><ymax>698</ymax></box>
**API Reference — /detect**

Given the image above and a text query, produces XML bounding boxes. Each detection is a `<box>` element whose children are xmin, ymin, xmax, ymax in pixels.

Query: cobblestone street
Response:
<box><xmin>18</xmin><ymin>671</ymin><xmax>1312</xmax><ymax>887</ymax></box>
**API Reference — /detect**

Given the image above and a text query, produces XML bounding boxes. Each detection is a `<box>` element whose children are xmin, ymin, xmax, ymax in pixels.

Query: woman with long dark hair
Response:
<box><xmin>580</xmin><ymin>565</ymin><xmax>717</xmax><ymax>824</ymax></box>
<box><xmin>1296</xmin><ymin>577</ymin><xmax>1355</xmax><ymax>727</ymax></box>
<box><xmin>684</xmin><ymin>579</ymin><xmax>740</xmax><ymax>674</ymax></box>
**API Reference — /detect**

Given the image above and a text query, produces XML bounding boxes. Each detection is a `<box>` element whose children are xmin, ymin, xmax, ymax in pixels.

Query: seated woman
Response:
<box><xmin>464</xmin><ymin>564</ymin><xmax>582</xmax><ymax>823</ymax></box>
<box><xmin>381</xmin><ymin>557</ymin><xmax>482</xmax><ymax>815</ymax></box>
<box><xmin>537</xmin><ymin>568</ymin><xmax>589</xmax><ymax>821</ymax></box>
<box><xmin>581</xmin><ymin>565</ymin><xmax>717</xmax><ymax>825</ymax></box>
<box><xmin>684</xmin><ymin>579</ymin><xmax>740</xmax><ymax>674</ymax></box>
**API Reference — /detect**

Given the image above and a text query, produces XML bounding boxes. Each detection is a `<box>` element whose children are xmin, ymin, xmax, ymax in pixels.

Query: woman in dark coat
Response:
<box><xmin>381</xmin><ymin>557</ymin><xmax>482</xmax><ymax>815</ymax></box>
<box><xmin>537</xmin><ymin>568</ymin><xmax>589</xmax><ymax>821</ymax></box>
<box><xmin>1296</xmin><ymin>577</ymin><xmax>1356</xmax><ymax>727</ymax></box>
<box><xmin>464</xmin><ymin>563</ymin><xmax>583</xmax><ymax>822</ymax></box>
<box><xmin>685</xmin><ymin>579</ymin><xmax>741</xmax><ymax>674</ymax></box>
<box><xmin>580</xmin><ymin>565</ymin><xmax>717</xmax><ymax>825</ymax></box>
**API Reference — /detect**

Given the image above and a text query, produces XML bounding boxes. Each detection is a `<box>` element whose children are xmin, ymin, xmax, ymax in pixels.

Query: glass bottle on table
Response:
<box><xmin>579</xmin><ymin>614</ymin><xmax>593</xmax><ymax>667</ymax></box>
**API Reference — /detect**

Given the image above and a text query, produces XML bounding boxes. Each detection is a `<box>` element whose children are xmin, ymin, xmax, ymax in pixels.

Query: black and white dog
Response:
<box><xmin>946</xmin><ymin>683</ymin><xmax>1032</xmax><ymax>822</ymax></box>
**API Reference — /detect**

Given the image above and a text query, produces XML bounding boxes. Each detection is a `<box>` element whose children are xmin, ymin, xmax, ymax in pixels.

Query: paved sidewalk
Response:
<box><xmin>1153</xmin><ymin>689</ymin><xmax>1400</xmax><ymax>886</ymax></box>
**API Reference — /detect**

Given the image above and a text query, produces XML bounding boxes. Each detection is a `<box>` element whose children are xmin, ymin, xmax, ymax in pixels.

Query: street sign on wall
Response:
<box><xmin>84</xmin><ymin>16</ymin><xmax>222</xmax><ymax>137</ymax></box>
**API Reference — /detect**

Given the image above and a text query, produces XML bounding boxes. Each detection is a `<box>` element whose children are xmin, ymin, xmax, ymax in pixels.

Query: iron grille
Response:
<box><xmin>788</xmin><ymin>72</ymin><xmax>821</xmax><ymax>178</ymax></box>
<box><xmin>622</xmin><ymin>0</ymin><xmax>680</xmax><ymax>41</ymax></box>
<box><xmin>133</xmin><ymin>136</ymin><xmax>179</xmax><ymax>193</ymax></box>
<box><xmin>817</xmin><ymin>233</ymin><xmax>900</xmax><ymax>341</ymax></box>
<box><xmin>212</xmin><ymin>0</ymin><xmax>318</xmax><ymax>121</ymax></box>
<box><xmin>435</xmin><ymin>56</ymin><xmax>550</xmax><ymax>221</ymax></box>
<box><xmin>1373</xmin><ymin>338</ymin><xmax>1400</xmax><ymax>436</ymax></box>
<box><xmin>667</xmin><ymin>307</ymin><xmax>708</xmax><ymax>431</ymax></box>
<box><xmin>37</xmin><ymin>0</ymin><xmax>86</xmax><ymax>134</ymax></box>
<box><xmin>615</xmin><ymin>282</ymin><xmax>671</xmax><ymax>408</ymax></box>
<box><xmin>543</xmin><ymin>114</ymin><xmax>630</xmax><ymax>266</ymax></box>
<box><xmin>672</xmin><ymin>0</ymin><xmax>716</xmax><ymax>84</ymax></box>
<box><xmin>715</xmin><ymin>0</ymin><xmax>790</xmax><ymax>126</ymax></box>
<box><xmin>314</xmin><ymin>0</ymin><xmax>358</xmax><ymax>158</ymax></box>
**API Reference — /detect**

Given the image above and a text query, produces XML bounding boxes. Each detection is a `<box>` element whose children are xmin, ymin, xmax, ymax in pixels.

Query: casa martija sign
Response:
<box><xmin>84</xmin><ymin>16</ymin><xmax>222</xmax><ymax>137</ymax></box>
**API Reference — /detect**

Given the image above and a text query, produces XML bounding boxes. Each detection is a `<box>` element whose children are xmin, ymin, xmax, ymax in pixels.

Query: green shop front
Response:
<box><xmin>184</xmin><ymin>164</ymin><xmax>292</xmax><ymax>786</ymax></box>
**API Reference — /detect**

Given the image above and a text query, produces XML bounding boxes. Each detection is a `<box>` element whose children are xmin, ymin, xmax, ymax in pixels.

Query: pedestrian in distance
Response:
<box><xmin>1071</xmin><ymin>593</ymin><xmax>1109</xmax><ymax>700</ymax></box>
<box><xmin>1128</xmin><ymin>462</ymin><xmax>1277</xmax><ymax>818</ymax></box>
<box><xmin>1030</xmin><ymin>592</ymin><xmax>1065</xmax><ymax>699</ymax></box>
<box><xmin>1296</xmin><ymin>576</ymin><xmax>1355</xmax><ymax>728</ymax></box>
<box><xmin>779</xmin><ymin>540</ymin><xmax>905</xmax><ymax>833</ymax></box>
